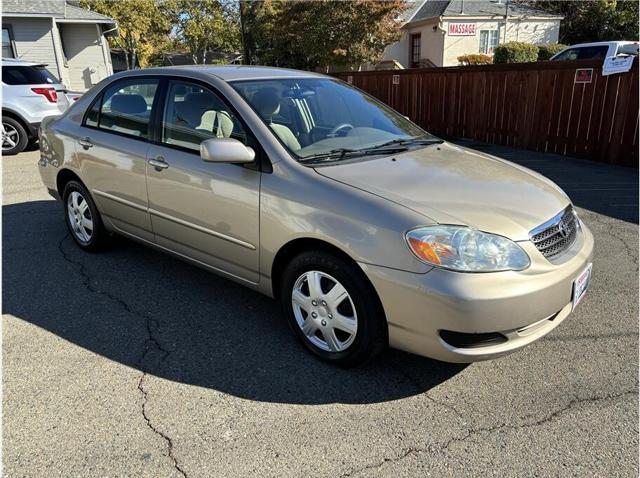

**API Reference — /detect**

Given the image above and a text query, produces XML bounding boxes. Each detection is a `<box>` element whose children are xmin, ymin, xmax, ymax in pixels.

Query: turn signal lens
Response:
<box><xmin>406</xmin><ymin>225</ymin><xmax>530</xmax><ymax>272</ymax></box>
<box><xmin>407</xmin><ymin>237</ymin><xmax>455</xmax><ymax>264</ymax></box>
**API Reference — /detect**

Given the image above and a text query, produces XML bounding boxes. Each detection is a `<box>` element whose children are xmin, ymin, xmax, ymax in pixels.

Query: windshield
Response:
<box><xmin>231</xmin><ymin>78</ymin><xmax>436</xmax><ymax>160</ymax></box>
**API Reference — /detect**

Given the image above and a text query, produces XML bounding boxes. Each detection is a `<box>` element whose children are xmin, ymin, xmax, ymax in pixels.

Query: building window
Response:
<box><xmin>479</xmin><ymin>30</ymin><xmax>500</xmax><ymax>54</ymax></box>
<box><xmin>2</xmin><ymin>26</ymin><xmax>15</xmax><ymax>58</ymax></box>
<box><xmin>410</xmin><ymin>33</ymin><xmax>421</xmax><ymax>68</ymax></box>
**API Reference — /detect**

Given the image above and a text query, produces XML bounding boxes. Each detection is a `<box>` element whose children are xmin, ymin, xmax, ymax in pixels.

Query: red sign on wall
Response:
<box><xmin>575</xmin><ymin>68</ymin><xmax>593</xmax><ymax>83</ymax></box>
<box><xmin>448</xmin><ymin>23</ymin><xmax>477</xmax><ymax>36</ymax></box>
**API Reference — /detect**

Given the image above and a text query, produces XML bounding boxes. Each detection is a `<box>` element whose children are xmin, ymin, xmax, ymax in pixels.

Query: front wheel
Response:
<box><xmin>280</xmin><ymin>251</ymin><xmax>387</xmax><ymax>367</ymax></box>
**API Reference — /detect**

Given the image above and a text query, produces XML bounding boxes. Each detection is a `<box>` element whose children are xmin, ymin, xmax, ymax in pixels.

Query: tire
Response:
<box><xmin>2</xmin><ymin>117</ymin><xmax>29</xmax><ymax>155</ymax></box>
<box><xmin>280</xmin><ymin>251</ymin><xmax>387</xmax><ymax>367</ymax></box>
<box><xmin>62</xmin><ymin>180</ymin><xmax>108</xmax><ymax>251</ymax></box>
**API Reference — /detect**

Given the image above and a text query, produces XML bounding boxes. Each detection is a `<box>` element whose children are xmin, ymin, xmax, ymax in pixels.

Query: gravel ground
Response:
<box><xmin>3</xmin><ymin>145</ymin><xmax>638</xmax><ymax>477</ymax></box>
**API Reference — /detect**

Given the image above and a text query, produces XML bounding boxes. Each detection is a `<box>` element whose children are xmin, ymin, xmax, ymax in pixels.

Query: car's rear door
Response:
<box><xmin>76</xmin><ymin>77</ymin><xmax>160</xmax><ymax>241</ymax></box>
<box><xmin>145</xmin><ymin>78</ymin><xmax>261</xmax><ymax>284</ymax></box>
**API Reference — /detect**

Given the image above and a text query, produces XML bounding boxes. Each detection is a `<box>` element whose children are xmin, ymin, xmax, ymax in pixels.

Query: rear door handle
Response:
<box><xmin>148</xmin><ymin>156</ymin><xmax>169</xmax><ymax>171</ymax></box>
<box><xmin>78</xmin><ymin>137</ymin><xmax>93</xmax><ymax>149</ymax></box>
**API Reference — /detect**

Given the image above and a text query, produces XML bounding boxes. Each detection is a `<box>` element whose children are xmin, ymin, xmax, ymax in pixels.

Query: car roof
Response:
<box><xmin>1</xmin><ymin>57</ymin><xmax>47</xmax><ymax>67</ymax></box>
<box><xmin>123</xmin><ymin>65</ymin><xmax>328</xmax><ymax>82</ymax></box>
<box><xmin>563</xmin><ymin>41</ymin><xmax>637</xmax><ymax>48</ymax></box>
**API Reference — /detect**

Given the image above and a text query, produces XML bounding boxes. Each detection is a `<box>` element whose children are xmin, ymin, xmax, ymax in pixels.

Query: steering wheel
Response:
<box><xmin>327</xmin><ymin>123</ymin><xmax>354</xmax><ymax>138</ymax></box>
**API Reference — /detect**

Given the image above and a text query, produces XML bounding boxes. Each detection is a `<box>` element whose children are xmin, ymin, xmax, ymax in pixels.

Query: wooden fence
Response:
<box><xmin>335</xmin><ymin>60</ymin><xmax>638</xmax><ymax>167</ymax></box>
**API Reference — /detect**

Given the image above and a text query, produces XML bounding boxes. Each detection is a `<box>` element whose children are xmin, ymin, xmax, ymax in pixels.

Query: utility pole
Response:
<box><xmin>239</xmin><ymin>0</ymin><xmax>250</xmax><ymax>65</ymax></box>
<box><xmin>504</xmin><ymin>0</ymin><xmax>509</xmax><ymax>43</ymax></box>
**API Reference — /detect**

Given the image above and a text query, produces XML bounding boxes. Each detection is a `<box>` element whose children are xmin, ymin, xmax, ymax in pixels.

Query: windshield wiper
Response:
<box><xmin>299</xmin><ymin>146</ymin><xmax>408</xmax><ymax>163</ymax></box>
<box><xmin>371</xmin><ymin>136</ymin><xmax>444</xmax><ymax>149</ymax></box>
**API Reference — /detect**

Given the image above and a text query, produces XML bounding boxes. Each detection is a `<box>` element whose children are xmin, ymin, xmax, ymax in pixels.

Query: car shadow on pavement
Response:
<box><xmin>3</xmin><ymin>200</ymin><xmax>466</xmax><ymax>405</ymax></box>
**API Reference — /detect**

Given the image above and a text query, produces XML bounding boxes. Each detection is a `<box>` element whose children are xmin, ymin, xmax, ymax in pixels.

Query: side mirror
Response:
<box><xmin>200</xmin><ymin>138</ymin><xmax>255</xmax><ymax>164</ymax></box>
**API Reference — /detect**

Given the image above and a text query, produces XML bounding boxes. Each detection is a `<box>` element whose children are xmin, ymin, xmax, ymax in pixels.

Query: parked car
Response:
<box><xmin>550</xmin><ymin>41</ymin><xmax>639</xmax><ymax>61</ymax></box>
<box><xmin>1</xmin><ymin>58</ymin><xmax>70</xmax><ymax>155</ymax></box>
<box><xmin>65</xmin><ymin>91</ymin><xmax>83</xmax><ymax>104</ymax></box>
<box><xmin>37</xmin><ymin>66</ymin><xmax>594</xmax><ymax>366</ymax></box>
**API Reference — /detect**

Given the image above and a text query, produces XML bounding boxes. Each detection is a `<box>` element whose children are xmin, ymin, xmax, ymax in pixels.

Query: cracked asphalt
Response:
<box><xmin>3</xmin><ymin>145</ymin><xmax>638</xmax><ymax>477</ymax></box>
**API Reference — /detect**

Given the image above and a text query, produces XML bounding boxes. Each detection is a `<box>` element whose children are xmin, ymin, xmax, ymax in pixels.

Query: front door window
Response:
<box><xmin>161</xmin><ymin>81</ymin><xmax>247</xmax><ymax>152</ymax></box>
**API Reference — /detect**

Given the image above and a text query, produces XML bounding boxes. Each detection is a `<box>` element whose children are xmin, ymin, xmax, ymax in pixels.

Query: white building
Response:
<box><xmin>380</xmin><ymin>0</ymin><xmax>563</xmax><ymax>68</ymax></box>
<box><xmin>2</xmin><ymin>0</ymin><xmax>117</xmax><ymax>91</ymax></box>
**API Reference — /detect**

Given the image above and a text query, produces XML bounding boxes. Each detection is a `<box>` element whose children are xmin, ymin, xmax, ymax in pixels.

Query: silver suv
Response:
<box><xmin>2</xmin><ymin>58</ymin><xmax>70</xmax><ymax>155</ymax></box>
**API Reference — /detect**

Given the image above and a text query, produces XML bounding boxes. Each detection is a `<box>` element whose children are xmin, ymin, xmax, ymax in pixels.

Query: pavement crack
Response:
<box><xmin>58</xmin><ymin>234</ymin><xmax>183</xmax><ymax>476</ymax></box>
<box><xmin>586</xmin><ymin>212</ymin><xmax>638</xmax><ymax>267</ymax></box>
<box><xmin>387</xmin><ymin>358</ymin><xmax>464</xmax><ymax>420</ymax></box>
<box><xmin>138</xmin><ymin>374</ymin><xmax>187</xmax><ymax>478</ymax></box>
<box><xmin>339</xmin><ymin>388</ymin><xmax>638</xmax><ymax>477</ymax></box>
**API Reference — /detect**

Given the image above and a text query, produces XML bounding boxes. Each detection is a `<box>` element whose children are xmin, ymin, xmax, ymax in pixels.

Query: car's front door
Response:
<box><xmin>78</xmin><ymin>77</ymin><xmax>160</xmax><ymax>241</ymax></box>
<box><xmin>145</xmin><ymin>79</ymin><xmax>261</xmax><ymax>284</ymax></box>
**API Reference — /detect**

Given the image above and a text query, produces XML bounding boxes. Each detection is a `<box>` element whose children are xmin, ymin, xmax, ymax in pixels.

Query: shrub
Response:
<box><xmin>537</xmin><ymin>43</ymin><xmax>567</xmax><ymax>61</ymax></box>
<box><xmin>457</xmin><ymin>53</ymin><xmax>493</xmax><ymax>65</ymax></box>
<box><xmin>493</xmin><ymin>42</ymin><xmax>539</xmax><ymax>64</ymax></box>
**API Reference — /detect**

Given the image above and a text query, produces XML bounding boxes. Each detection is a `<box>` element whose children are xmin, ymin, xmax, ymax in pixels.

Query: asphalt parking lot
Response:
<box><xmin>3</xmin><ymin>144</ymin><xmax>638</xmax><ymax>477</ymax></box>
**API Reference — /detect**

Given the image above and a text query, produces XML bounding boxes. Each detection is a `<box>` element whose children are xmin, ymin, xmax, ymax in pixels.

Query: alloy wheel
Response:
<box><xmin>2</xmin><ymin>122</ymin><xmax>19</xmax><ymax>151</ymax></box>
<box><xmin>67</xmin><ymin>191</ymin><xmax>94</xmax><ymax>243</ymax></box>
<box><xmin>291</xmin><ymin>270</ymin><xmax>358</xmax><ymax>352</ymax></box>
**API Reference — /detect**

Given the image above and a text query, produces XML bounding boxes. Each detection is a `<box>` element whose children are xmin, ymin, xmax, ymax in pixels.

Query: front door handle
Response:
<box><xmin>78</xmin><ymin>137</ymin><xmax>93</xmax><ymax>149</ymax></box>
<box><xmin>148</xmin><ymin>156</ymin><xmax>169</xmax><ymax>171</ymax></box>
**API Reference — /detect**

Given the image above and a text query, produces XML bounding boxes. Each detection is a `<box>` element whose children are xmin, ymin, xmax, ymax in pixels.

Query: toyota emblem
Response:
<box><xmin>558</xmin><ymin>220</ymin><xmax>569</xmax><ymax>238</ymax></box>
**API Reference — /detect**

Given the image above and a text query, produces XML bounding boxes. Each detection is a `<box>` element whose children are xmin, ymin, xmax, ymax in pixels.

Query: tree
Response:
<box><xmin>170</xmin><ymin>0</ymin><xmax>240</xmax><ymax>64</ymax></box>
<box><xmin>240</xmin><ymin>0</ymin><xmax>407</xmax><ymax>70</ymax></box>
<box><xmin>80</xmin><ymin>0</ymin><xmax>173</xmax><ymax>69</ymax></box>
<box><xmin>517</xmin><ymin>0</ymin><xmax>639</xmax><ymax>44</ymax></box>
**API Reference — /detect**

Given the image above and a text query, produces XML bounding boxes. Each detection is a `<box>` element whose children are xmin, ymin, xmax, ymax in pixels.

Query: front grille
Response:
<box><xmin>530</xmin><ymin>206</ymin><xmax>579</xmax><ymax>259</ymax></box>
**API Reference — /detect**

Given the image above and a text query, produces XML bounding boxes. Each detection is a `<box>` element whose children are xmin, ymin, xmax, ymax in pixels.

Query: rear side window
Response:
<box><xmin>94</xmin><ymin>79</ymin><xmax>159</xmax><ymax>139</ymax></box>
<box><xmin>2</xmin><ymin>65</ymin><xmax>59</xmax><ymax>85</ymax></box>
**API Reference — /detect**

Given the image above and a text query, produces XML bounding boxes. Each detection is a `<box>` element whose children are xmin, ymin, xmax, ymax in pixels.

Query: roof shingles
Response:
<box><xmin>2</xmin><ymin>0</ymin><xmax>114</xmax><ymax>21</ymax></box>
<box><xmin>411</xmin><ymin>0</ymin><xmax>561</xmax><ymax>22</ymax></box>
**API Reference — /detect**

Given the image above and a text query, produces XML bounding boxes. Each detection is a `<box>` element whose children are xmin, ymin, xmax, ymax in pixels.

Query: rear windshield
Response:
<box><xmin>2</xmin><ymin>65</ymin><xmax>59</xmax><ymax>85</ymax></box>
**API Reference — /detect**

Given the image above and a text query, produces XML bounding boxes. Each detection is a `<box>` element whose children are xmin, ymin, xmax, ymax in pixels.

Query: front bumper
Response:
<box><xmin>361</xmin><ymin>222</ymin><xmax>594</xmax><ymax>363</ymax></box>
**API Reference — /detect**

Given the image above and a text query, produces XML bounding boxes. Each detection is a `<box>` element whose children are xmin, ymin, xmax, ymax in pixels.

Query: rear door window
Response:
<box><xmin>95</xmin><ymin>79</ymin><xmax>159</xmax><ymax>139</ymax></box>
<box><xmin>2</xmin><ymin>65</ymin><xmax>59</xmax><ymax>85</ymax></box>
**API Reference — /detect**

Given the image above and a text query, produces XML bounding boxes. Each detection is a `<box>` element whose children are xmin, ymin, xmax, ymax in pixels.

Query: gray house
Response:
<box><xmin>2</xmin><ymin>0</ymin><xmax>117</xmax><ymax>91</ymax></box>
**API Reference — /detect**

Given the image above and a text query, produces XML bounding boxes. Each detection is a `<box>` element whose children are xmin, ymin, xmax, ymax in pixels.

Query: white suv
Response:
<box><xmin>550</xmin><ymin>41</ymin><xmax>639</xmax><ymax>61</ymax></box>
<box><xmin>2</xmin><ymin>58</ymin><xmax>71</xmax><ymax>155</ymax></box>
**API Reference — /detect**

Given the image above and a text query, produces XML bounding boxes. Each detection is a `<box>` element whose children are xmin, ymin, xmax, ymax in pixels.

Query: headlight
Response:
<box><xmin>405</xmin><ymin>225</ymin><xmax>530</xmax><ymax>272</ymax></box>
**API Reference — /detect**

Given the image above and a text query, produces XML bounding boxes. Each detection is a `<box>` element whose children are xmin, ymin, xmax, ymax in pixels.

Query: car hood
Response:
<box><xmin>314</xmin><ymin>142</ymin><xmax>570</xmax><ymax>241</ymax></box>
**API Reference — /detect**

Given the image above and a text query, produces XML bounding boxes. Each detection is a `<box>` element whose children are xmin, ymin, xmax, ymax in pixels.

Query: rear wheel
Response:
<box><xmin>62</xmin><ymin>180</ymin><xmax>108</xmax><ymax>251</ymax></box>
<box><xmin>2</xmin><ymin>117</ymin><xmax>28</xmax><ymax>155</ymax></box>
<box><xmin>280</xmin><ymin>251</ymin><xmax>387</xmax><ymax>367</ymax></box>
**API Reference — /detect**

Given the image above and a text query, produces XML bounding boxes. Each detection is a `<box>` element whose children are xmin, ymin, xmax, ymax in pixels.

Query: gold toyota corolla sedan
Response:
<box><xmin>37</xmin><ymin>66</ymin><xmax>594</xmax><ymax>366</ymax></box>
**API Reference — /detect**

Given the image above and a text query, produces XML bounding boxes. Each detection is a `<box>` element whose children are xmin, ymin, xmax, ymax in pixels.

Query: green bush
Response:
<box><xmin>537</xmin><ymin>43</ymin><xmax>567</xmax><ymax>61</ymax></box>
<box><xmin>457</xmin><ymin>53</ymin><xmax>493</xmax><ymax>65</ymax></box>
<box><xmin>493</xmin><ymin>42</ymin><xmax>539</xmax><ymax>64</ymax></box>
